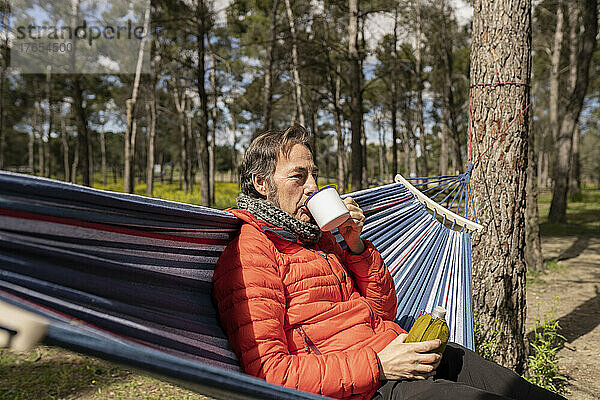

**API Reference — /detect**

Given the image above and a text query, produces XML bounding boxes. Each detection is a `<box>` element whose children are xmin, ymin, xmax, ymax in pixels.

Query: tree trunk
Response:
<box><xmin>569</xmin><ymin>125</ymin><xmax>581</xmax><ymax>198</ymax></box>
<box><xmin>173</xmin><ymin>84</ymin><xmax>187</xmax><ymax>192</ymax></box>
<box><xmin>0</xmin><ymin>1</ymin><xmax>7</xmax><ymax>170</ymax></box>
<box><xmin>470</xmin><ymin>0</ymin><xmax>531</xmax><ymax>373</ymax></box>
<box><xmin>264</xmin><ymin>0</ymin><xmax>279</xmax><ymax>130</ymax></box>
<box><xmin>334</xmin><ymin>68</ymin><xmax>345</xmax><ymax>194</ymax></box>
<box><xmin>60</xmin><ymin>116</ymin><xmax>70</xmax><ymax>182</ymax></box>
<box><xmin>100</xmin><ymin>119</ymin><xmax>107</xmax><ymax>186</ymax></box>
<box><xmin>196</xmin><ymin>0</ymin><xmax>210</xmax><ymax>206</ymax></box>
<box><xmin>415</xmin><ymin>2</ymin><xmax>427</xmax><ymax>177</ymax></box>
<box><xmin>549</xmin><ymin>0</ymin><xmax>597</xmax><ymax>223</ymax></box>
<box><xmin>390</xmin><ymin>7</ymin><xmax>398</xmax><ymax>177</ymax></box>
<box><xmin>348</xmin><ymin>0</ymin><xmax>363</xmax><ymax>190</ymax></box>
<box><xmin>146</xmin><ymin>82</ymin><xmax>157</xmax><ymax>197</ymax></box>
<box><xmin>186</xmin><ymin>98</ymin><xmax>194</xmax><ymax>193</ymax></box>
<box><xmin>567</xmin><ymin>7</ymin><xmax>581</xmax><ymax>200</ymax></box>
<box><xmin>525</xmin><ymin>104</ymin><xmax>544</xmax><ymax>273</ymax></box>
<box><xmin>44</xmin><ymin>66</ymin><xmax>53</xmax><ymax>178</ymax></box>
<box><xmin>124</xmin><ymin>3</ymin><xmax>150</xmax><ymax>193</ymax></box>
<box><xmin>440</xmin><ymin>94</ymin><xmax>450</xmax><ymax>176</ymax></box>
<box><xmin>284</xmin><ymin>0</ymin><xmax>305</xmax><ymax>127</ymax></box>
<box><xmin>71</xmin><ymin>134</ymin><xmax>79</xmax><ymax>184</ymax></box>
<box><xmin>210</xmin><ymin>51</ymin><xmax>218</xmax><ymax>205</ymax></box>
<box><xmin>29</xmin><ymin>102</ymin><xmax>37</xmax><ymax>174</ymax></box>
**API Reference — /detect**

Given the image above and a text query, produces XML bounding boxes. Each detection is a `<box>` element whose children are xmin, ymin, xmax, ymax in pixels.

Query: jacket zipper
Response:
<box><xmin>296</xmin><ymin>326</ymin><xmax>322</xmax><ymax>355</ymax></box>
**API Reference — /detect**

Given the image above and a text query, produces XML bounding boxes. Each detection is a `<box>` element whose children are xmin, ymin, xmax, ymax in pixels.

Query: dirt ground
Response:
<box><xmin>526</xmin><ymin>235</ymin><xmax>600</xmax><ymax>400</ymax></box>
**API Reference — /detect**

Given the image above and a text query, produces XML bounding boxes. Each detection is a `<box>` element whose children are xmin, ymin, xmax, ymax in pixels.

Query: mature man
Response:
<box><xmin>212</xmin><ymin>125</ymin><xmax>565</xmax><ymax>400</ymax></box>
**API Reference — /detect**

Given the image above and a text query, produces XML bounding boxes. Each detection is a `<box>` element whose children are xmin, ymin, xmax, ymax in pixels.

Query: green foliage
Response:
<box><xmin>524</xmin><ymin>316</ymin><xmax>567</xmax><ymax>395</ymax></box>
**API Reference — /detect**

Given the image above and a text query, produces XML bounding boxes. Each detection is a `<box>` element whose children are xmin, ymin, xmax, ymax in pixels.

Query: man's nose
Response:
<box><xmin>305</xmin><ymin>174</ymin><xmax>318</xmax><ymax>194</ymax></box>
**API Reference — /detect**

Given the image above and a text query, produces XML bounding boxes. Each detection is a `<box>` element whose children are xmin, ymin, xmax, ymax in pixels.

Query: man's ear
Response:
<box><xmin>251</xmin><ymin>174</ymin><xmax>269</xmax><ymax>198</ymax></box>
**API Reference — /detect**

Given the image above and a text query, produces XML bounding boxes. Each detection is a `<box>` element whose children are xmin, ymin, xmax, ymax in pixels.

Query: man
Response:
<box><xmin>212</xmin><ymin>125</ymin><xmax>564</xmax><ymax>400</ymax></box>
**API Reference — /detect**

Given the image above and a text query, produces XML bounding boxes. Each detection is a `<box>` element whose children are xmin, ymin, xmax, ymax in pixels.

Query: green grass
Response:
<box><xmin>0</xmin><ymin>346</ymin><xmax>209</xmax><ymax>400</ymax></box>
<box><xmin>537</xmin><ymin>189</ymin><xmax>600</xmax><ymax>236</ymax></box>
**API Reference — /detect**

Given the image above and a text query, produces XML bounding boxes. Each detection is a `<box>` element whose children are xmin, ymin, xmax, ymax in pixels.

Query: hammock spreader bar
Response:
<box><xmin>0</xmin><ymin>171</ymin><xmax>480</xmax><ymax>398</ymax></box>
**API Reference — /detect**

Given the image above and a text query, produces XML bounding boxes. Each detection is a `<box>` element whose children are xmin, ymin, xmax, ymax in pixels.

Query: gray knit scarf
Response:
<box><xmin>236</xmin><ymin>193</ymin><xmax>322</xmax><ymax>246</ymax></box>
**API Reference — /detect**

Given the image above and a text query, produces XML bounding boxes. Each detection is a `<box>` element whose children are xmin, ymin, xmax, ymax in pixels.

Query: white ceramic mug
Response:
<box><xmin>305</xmin><ymin>185</ymin><xmax>350</xmax><ymax>231</ymax></box>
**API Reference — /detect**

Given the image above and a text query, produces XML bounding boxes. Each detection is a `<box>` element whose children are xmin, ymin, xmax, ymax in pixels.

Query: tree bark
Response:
<box><xmin>196</xmin><ymin>0</ymin><xmax>210</xmax><ymax>206</ymax></box>
<box><xmin>348</xmin><ymin>0</ymin><xmax>363</xmax><ymax>190</ymax></box>
<box><xmin>549</xmin><ymin>0</ymin><xmax>563</xmax><ymax>148</ymax></box>
<box><xmin>415</xmin><ymin>1</ymin><xmax>427</xmax><ymax>177</ymax></box>
<box><xmin>146</xmin><ymin>80</ymin><xmax>157</xmax><ymax>197</ymax></box>
<box><xmin>264</xmin><ymin>0</ymin><xmax>279</xmax><ymax>130</ymax></box>
<box><xmin>124</xmin><ymin>3</ymin><xmax>150</xmax><ymax>193</ymax></box>
<box><xmin>29</xmin><ymin>102</ymin><xmax>37</xmax><ymax>174</ymax></box>
<box><xmin>0</xmin><ymin>1</ymin><xmax>7</xmax><ymax>170</ymax></box>
<box><xmin>100</xmin><ymin>117</ymin><xmax>107</xmax><ymax>186</ymax></box>
<box><xmin>567</xmin><ymin>7</ymin><xmax>581</xmax><ymax>199</ymax></box>
<box><xmin>391</xmin><ymin>6</ymin><xmax>399</xmax><ymax>177</ymax></box>
<box><xmin>549</xmin><ymin>0</ymin><xmax>597</xmax><ymax>223</ymax></box>
<box><xmin>284</xmin><ymin>0</ymin><xmax>305</xmax><ymax>128</ymax></box>
<box><xmin>60</xmin><ymin>116</ymin><xmax>70</xmax><ymax>182</ymax></box>
<box><xmin>470</xmin><ymin>0</ymin><xmax>531</xmax><ymax>373</ymax></box>
<box><xmin>173</xmin><ymin>83</ymin><xmax>188</xmax><ymax>192</ymax></box>
<box><xmin>210</xmin><ymin>50</ymin><xmax>218</xmax><ymax>205</ymax></box>
<box><xmin>569</xmin><ymin>125</ymin><xmax>581</xmax><ymax>198</ymax></box>
<box><xmin>71</xmin><ymin>134</ymin><xmax>79</xmax><ymax>184</ymax></box>
<box><xmin>525</xmin><ymin>103</ymin><xmax>544</xmax><ymax>273</ymax></box>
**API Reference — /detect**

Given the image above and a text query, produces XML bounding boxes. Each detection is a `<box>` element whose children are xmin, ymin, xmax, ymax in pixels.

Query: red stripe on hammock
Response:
<box><xmin>0</xmin><ymin>208</ymin><xmax>231</xmax><ymax>246</ymax></box>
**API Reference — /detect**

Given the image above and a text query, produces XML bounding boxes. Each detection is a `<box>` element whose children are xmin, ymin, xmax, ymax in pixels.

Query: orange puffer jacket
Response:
<box><xmin>212</xmin><ymin>209</ymin><xmax>405</xmax><ymax>399</ymax></box>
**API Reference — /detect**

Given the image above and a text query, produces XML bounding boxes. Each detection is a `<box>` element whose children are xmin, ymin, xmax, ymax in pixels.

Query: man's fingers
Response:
<box><xmin>416</xmin><ymin>352</ymin><xmax>441</xmax><ymax>364</ymax></box>
<box><xmin>411</xmin><ymin>339</ymin><xmax>441</xmax><ymax>353</ymax></box>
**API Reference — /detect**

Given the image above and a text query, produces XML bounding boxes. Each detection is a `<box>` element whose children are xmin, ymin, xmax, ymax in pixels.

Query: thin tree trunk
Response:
<box><xmin>470</xmin><ymin>0</ymin><xmax>531</xmax><ymax>372</ymax></box>
<box><xmin>60</xmin><ymin>116</ymin><xmax>70</xmax><ymax>182</ymax></box>
<box><xmin>0</xmin><ymin>1</ymin><xmax>8</xmax><ymax>170</ymax></box>
<box><xmin>196</xmin><ymin>0</ymin><xmax>210</xmax><ymax>206</ymax></box>
<box><xmin>146</xmin><ymin>84</ymin><xmax>157</xmax><ymax>197</ymax></box>
<box><xmin>71</xmin><ymin>134</ymin><xmax>79</xmax><ymax>184</ymax></box>
<box><xmin>348</xmin><ymin>0</ymin><xmax>363</xmax><ymax>190</ymax></box>
<box><xmin>440</xmin><ymin>94</ymin><xmax>449</xmax><ymax>176</ymax></box>
<box><xmin>210</xmin><ymin>51</ymin><xmax>218</xmax><ymax>205</ymax></box>
<box><xmin>173</xmin><ymin>83</ymin><xmax>187</xmax><ymax>192</ymax></box>
<box><xmin>525</xmin><ymin>103</ymin><xmax>544</xmax><ymax>273</ymax></box>
<box><xmin>186</xmin><ymin>98</ymin><xmax>194</xmax><ymax>193</ymax></box>
<box><xmin>124</xmin><ymin>3</ymin><xmax>150</xmax><ymax>193</ymax></box>
<box><xmin>100</xmin><ymin>114</ymin><xmax>106</xmax><ymax>186</ymax></box>
<box><xmin>44</xmin><ymin>66</ymin><xmax>53</xmax><ymax>178</ymax></box>
<box><xmin>549</xmin><ymin>0</ymin><xmax>597</xmax><ymax>222</ymax></box>
<box><xmin>284</xmin><ymin>0</ymin><xmax>305</xmax><ymax>127</ymax></box>
<box><xmin>29</xmin><ymin>102</ymin><xmax>37</xmax><ymax>174</ymax></box>
<box><xmin>263</xmin><ymin>0</ymin><xmax>279</xmax><ymax>130</ymax></box>
<box><xmin>390</xmin><ymin>6</ymin><xmax>398</xmax><ymax>177</ymax></box>
<box><xmin>334</xmin><ymin>67</ymin><xmax>345</xmax><ymax>194</ymax></box>
<box><xmin>569</xmin><ymin>125</ymin><xmax>581</xmax><ymax>198</ymax></box>
<box><xmin>415</xmin><ymin>1</ymin><xmax>427</xmax><ymax>177</ymax></box>
<box><xmin>567</xmin><ymin>7</ymin><xmax>581</xmax><ymax>199</ymax></box>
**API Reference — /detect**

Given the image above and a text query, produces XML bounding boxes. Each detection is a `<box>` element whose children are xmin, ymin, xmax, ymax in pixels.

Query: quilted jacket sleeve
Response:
<box><xmin>335</xmin><ymin>238</ymin><xmax>397</xmax><ymax>321</ymax></box>
<box><xmin>212</xmin><ymin>230</ymin><xmax>381</xmax><ymax>399</ymax></box>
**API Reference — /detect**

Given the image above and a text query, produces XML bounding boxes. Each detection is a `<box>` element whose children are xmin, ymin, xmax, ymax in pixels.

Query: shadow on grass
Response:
<box><xmin>540</xmin><ymin>210</ymin><xmax>600</xmax><ymax>237</ymax></box>
<box><xmin>0</xmin><ymin>348</ymin><xmax>128</xmax><ymax>400</ymax></box>
<box><xmin>557</xmin><ymin>236</ymin><xmax>591</xmax><ymax>261</ymax></box>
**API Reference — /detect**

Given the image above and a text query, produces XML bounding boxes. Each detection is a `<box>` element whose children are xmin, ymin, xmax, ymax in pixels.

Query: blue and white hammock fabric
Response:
<box><xmin>0</xmin><ymin>169</ymin><xmax>481</xmax><ymax>399</ymax></box>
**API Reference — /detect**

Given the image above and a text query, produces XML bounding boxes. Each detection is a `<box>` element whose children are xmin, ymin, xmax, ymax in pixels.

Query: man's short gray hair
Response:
<box><xmin>239</xmin><ymin>124</ymin><xmax>312</xmax><ymax>199</ymax></box>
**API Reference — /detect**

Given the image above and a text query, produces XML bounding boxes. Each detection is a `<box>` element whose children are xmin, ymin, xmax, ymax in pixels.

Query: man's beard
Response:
<box><xmin>266</xmin><ymin>180</ymin><xmax>280</xmax><ymax>208</ymax></box>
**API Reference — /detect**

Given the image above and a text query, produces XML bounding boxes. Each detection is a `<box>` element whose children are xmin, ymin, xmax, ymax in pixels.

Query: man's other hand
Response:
<box><xmin>376</xmin><ymin>333</ymin><xmax>442</xmax><ymax>381</ymax></box>
<box><xmin>339</xmin><ymin>197</ymin><xmax>366</xmax><ymax>253</ymax></box>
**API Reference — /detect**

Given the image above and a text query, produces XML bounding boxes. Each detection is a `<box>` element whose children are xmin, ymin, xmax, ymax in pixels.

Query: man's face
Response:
<box><xmin>268</xmin><ymin>144</ymin><xmax>319</xmax><ymax>223</ymax></box>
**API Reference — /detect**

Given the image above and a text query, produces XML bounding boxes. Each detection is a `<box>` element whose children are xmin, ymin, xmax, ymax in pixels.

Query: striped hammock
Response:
<box><xmin>0</xmin><ymin>170</ymin><xmax>480</xmax><ymax>399</ymax></box>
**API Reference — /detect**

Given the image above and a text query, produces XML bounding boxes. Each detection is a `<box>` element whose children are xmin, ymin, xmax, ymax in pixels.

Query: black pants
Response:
<box><xmin>371</xmin><ymin>343</ymin><xmax>566</xmax><ymax>400</ymax></box>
